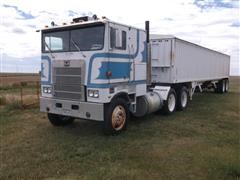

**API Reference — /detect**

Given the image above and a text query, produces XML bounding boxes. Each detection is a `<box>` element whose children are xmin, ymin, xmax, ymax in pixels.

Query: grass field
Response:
<box><xmin>0</xmin><ymin>77</ymin><xmax>239</xmax><ymax>179</ymax></box>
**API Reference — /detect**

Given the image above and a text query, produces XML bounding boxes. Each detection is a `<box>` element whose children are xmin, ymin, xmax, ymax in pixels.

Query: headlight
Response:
<box><xmin>93</xmin><ymin>90</ymin><xmax>99</xmax><ymax>98</ymax></box>
<box><xmin>88</xmin><ymin>90</ymin><xmax>94</xmax><ymax>97</ymax></box>
<box><xmin>43</xmin><ymin>87</ymin><xmax>52</xmax><ymax>94</ymax></box>
<box><xmin>43</xmin><ymin>87</ymin><xmax>48</xmax><ymax>93</ymax></box>
<box><xmin>88</xmin><ymin>89</ymin><xmax>99</xmax><ymax>98</ymax></box>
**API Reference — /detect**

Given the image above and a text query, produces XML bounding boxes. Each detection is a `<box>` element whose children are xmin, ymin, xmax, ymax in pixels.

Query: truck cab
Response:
<box><xmin>40</xmin><ymin>16</ymin><xmax>147</xmax><ymax>134</ymax></box>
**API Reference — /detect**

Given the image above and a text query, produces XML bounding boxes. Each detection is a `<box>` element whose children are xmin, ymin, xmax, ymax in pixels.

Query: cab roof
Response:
<box><xmin>39</xmin><ymin>18</ymin><xmax>108</xmax><ymax>32</ymax></box>
<box><xmin>37</xmin><ymin>16</ymin><xmax>144</xmax><ymax>33</ymax></box>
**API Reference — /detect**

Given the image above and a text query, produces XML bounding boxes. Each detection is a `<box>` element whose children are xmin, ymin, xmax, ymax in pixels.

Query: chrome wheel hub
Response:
<box><xmin>168</xmin><ymin>94</ymin><xmax>176</xmax><ymax>112</ymax></box>
<box><xmin>112</xmin><ymin>105</ymin><xmax>126</xmax><ymax>131</ymax></box>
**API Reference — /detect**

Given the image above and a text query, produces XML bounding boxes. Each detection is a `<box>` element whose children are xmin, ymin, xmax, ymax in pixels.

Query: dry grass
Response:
<box><xmin>0</xmin><ymin>73</ymin><xmax>39</xmax><ymax>87</ymax></box>
<box><xmin>0</xmin><ymin>83</ymin><xmax>39</xmax><ymax>108</ymax></box>
<box><xmin>0</xmin><ymin>77</ymin><xmax>239</xmax><ymax>179</ymax></box>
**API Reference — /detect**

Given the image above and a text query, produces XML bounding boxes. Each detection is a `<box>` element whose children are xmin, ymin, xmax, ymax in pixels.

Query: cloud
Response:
<box><xmin>163</xmin><ymin>18</ymin><xmax>174</xmax><ymax>21</ymax></box>
<box><xmin>0</xmin><ymin>0</ymin><xmax>239</xmax><ymax>75</ymax></box>
<box><xmin>1</xmin><ymin>21</ymin><xmax>14</xmax><ymax>27</ymax></box>
<box><xmin>193</xmin><ymin>0</ymin><xmax>239</xmax><ymax>10</ymax></box>
<box><xmin>3</xmin><ymin>4</ymin><xmax>36</xmax><ymax>19</ymax></box>
<box><xmin>27</xmin><ymin>24</ymin><xmax>36</xmax><ymax>28</ymax></box>
<box><xmin>230</xmin><ymin>20</ymin><xmax>240</xmax><ymax>27</ymax></box>
<box><xmin>12</xmin><ymin>27</ymin><xmax>25</xmax><ymax>34</ymax></box>
<box><xmin>1</xmin><ymin>54</ymin><xmax>40</xmax><ymax>73</ymax></box>
<box><xmin>68</xmin><ymin>10</ymin><xmax>78</xmax><ymax>17</ymax></box>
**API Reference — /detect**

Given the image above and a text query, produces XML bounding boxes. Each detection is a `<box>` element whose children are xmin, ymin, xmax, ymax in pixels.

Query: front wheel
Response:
<box><xmin>47</xmin><ymin>113</ymin><xmax>74</xmax><ymax>126</ymax></box>
<box><xmin>103</xmin><ymin>98</ymin><xmax>129</xmax><ymax>135</ymax></box>
<box><xmin>162</xmin><ymin>88</ymin><xmax>177</xmax><ymax>115</ymax></box>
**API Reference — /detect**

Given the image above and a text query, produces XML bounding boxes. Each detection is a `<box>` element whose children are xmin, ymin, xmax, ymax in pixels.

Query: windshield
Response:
<box><xmin>42</xmin><ymin>24</ymin><xmax>105</xmax><ymax>52</ymax></box>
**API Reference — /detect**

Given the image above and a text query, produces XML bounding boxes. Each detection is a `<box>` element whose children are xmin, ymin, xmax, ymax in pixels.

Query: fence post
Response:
<box><xmin>20</xmin><ymin>85</ymin><xmax>23</xmax><ymax>108</ymax></box>
<box><xmin>37</xmin><ymin>81</ymin><xmax>40</xmax><ymax>103</ymax></box>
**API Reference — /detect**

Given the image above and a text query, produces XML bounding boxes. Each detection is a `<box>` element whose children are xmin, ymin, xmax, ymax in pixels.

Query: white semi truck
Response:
<box><xmin>39</xmin><ymin>16</ymin><xmax>230</xmax><ymax>135</ymax></box>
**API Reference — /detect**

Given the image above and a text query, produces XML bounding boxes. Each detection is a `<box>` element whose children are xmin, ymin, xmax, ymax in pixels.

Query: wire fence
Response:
<box><xmin>20</xmin><ymin>81</ymin><xmax>40</xmax><ymax>108</ymax></box>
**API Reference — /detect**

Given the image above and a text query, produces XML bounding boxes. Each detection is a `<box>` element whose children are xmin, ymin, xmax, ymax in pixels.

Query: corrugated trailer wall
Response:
<box><xmin>150</xmin><ymin>36</ymin><xmax>230</xmax><ymax>84</ymax></box>
<box><xmin>174</xmin><ymin>38</ymin><xmax>230</xmax><ymax>83</ymax></box>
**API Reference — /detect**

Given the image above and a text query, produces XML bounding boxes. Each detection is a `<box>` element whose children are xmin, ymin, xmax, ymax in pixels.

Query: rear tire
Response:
<box><xmin>103</xmin><ymin>98</ymin><xmax>129</xmax><ymax>135</ymax></box>
<box><xmin>162</xmin><ymin>88</ymin><xmax>177</xmax><ymax>115</ymax></box>
<box><xmin>225</xmin><ymin>79</ymin><xmax>229</xmax><ymax>92</ymax></box>
<box><xmin>177</xmin><ymin>86</ymin><xmax>188</xmax><ymax>111</ymax></box>
<box><xmin>47</xmin><ymin>113</ymin><xmax>74</xmax><ymax>126</ymax></box>
<box><xmin>217</xmin><ymin>79</ymin><xmax>225</xmax><ymax>93</ymax></box>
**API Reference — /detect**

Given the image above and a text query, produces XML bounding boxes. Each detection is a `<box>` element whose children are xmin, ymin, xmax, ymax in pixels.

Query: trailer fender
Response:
<box><xmin>153</xmin><ymin>86</ymin><xmax>171</xmax><ymax>101</ymax></box>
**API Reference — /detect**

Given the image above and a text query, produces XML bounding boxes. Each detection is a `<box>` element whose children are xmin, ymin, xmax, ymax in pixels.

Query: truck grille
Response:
<box><xmin>53</xmin><ymin>66</ymin><xmax>85</xmax><ymax>101</ymax></box>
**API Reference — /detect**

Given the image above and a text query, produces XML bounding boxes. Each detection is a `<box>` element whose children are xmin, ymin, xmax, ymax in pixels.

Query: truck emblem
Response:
<box><xmin>64</xmin><ymin>60</ymin><xmax>70</xmax><ymax>67</ymax></box>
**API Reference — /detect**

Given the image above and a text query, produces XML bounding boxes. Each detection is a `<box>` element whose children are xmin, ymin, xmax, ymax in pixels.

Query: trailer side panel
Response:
<box><xmin>150</xmin><ymin>36</ymin><xmax>230</xmax><ymax>84</ymax></box>
<box><xmin>174</xmin><ymin>38</ymin><xmax>230</xmax><ymax>83</ymax></box>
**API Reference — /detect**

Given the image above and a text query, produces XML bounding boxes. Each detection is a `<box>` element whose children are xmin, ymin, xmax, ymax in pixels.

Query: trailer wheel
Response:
<box><xmin>47</xmin><ymin>113</ymin><xmax>74</xmax><ymax>126</ymax></box>
<box><xmin>225</xmin><ymin>79</ymin><xmax>229</xmax><ymax>92</ymax></box>
<box><xmin>163</xmin><ymin>88</ymin><xmax>177</xmax><ymax>115</ymax></box>
<box><xmin>103</xmin><ymin>98</ymin><xmax>129</xmax><ymax>135</ymax></box>
<box><xmin>177</xmin><ymin>86</ymin><xmax>188</xmax><ymax>111</ymax></box>
<box><xmin>214</xmin><ymin>83</ymin><xmax>219</xmax><ymax>93</ymax></box>
<box><xmin>218</xmin><ymin>79</ymin><xmax>225</xmax><ymax>93</ymax></box>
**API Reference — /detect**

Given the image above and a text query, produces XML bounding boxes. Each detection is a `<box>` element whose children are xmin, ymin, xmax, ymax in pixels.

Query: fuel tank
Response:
<box><xmin>133</xmin><ymin>91</ymin><xmax>163</xmax><ymax>117</ymax></box>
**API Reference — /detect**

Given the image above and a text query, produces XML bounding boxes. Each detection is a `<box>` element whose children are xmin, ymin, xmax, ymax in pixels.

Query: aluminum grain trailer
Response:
<box><xmin>144</xmin><ymin>34</ymin><xmax>230</xmax><ymax>114</ymax></box>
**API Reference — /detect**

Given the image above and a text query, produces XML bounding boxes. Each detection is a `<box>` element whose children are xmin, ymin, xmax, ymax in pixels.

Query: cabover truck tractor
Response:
<box><xmin>39</xmin><ymin>15</ymin><xmax>230</xmax><ymax>135</ymax></box>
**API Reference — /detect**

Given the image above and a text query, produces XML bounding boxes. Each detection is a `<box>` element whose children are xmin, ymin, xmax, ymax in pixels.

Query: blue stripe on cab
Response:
<box><xmin>41</xmin><ymin>55</ymin><xmax>51</xmax><ymax>85</ymax></box>
<box><xmin>97</xmin><ymin>61</ymin><xmax>132</xmax><ymax>79</ymax></box>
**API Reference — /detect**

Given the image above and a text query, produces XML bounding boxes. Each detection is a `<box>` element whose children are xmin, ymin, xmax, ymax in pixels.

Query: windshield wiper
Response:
<box><xmin>44</xmin><ymin>41</ymin><xmax>55</xmax><ymax>59</ymax></box>
<box><xmin>71</xmin><ymin>39</ymin><xmax>86</xmax><ymax>58</ymax></box>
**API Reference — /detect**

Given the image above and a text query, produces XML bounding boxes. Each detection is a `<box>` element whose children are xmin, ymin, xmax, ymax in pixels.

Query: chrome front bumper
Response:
<box><xmin>40</xmin><ymin>97</ymin><xmax>104</xmax><ymax>121</ymax></box>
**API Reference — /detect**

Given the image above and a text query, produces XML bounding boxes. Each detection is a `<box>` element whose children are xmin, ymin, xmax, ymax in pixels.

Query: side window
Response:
<box><xmin>110</xmin><ymin>28</ymin><xmax>116</xmax><ymax>49</ymax></box>
<box><xmin>44</xmin><ymin>36</ymin><xmax>63</xmax><ymax>51</ymax></box>
<box><xmin>122</xmin><ymin>31</ymin><xmax>126</xmax><ymax>50</ymax></box>
<box><xmin>49</xmin><ymin>37</ymin><xmax>63</xmax><ymax>51</ymax></box>
<box><xmin>110</xmin><ymin>27</ymin><xmax>127</xmax><ymax>50</ymax></box>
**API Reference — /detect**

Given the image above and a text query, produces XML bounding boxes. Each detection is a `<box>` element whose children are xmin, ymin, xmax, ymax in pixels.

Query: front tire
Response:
<box><xmin>47</xmin><ymin>113</ymin><xmax>74</xmax><ymax>126</ymax></box>
<box><xmin>103</xmin><ymin>98</ymin><xmax>129</xmax><ymax>135</ymax></box>
<box><xmin>162</xmin><ymin>88</ymin><xmax>177</xmax><ymax>115</ymax></box>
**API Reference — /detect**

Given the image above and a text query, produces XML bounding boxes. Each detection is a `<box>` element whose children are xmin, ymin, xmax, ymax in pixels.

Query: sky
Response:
<box><xmin>0</xmin><ymin>0</ymin><xmax>239</xmax><ymax>75</ymax></box>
